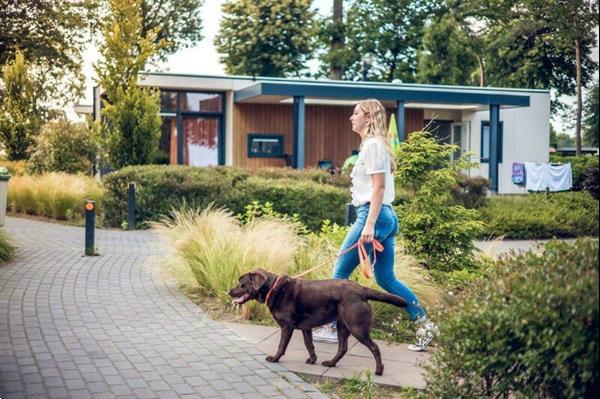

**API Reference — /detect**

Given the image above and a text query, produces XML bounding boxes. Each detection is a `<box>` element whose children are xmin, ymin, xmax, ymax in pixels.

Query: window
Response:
<box><xmin>180</xmin><ymin>92</ymin><xmax>223</xmax><ymax>113</ymax></box>
<box><xmin>481</xmin><ymin>121</ymin><xmax>503</xmax><ymax>163</ymax></box>
<box><xmin>248</xmin><ymin>134</ymin><xmax>285</xmax><ymax>158</ymax></box>
<box><xmin>160</xmin><ymin>91</ymin><xmax>178</xmax><ymax>112</ymax></box>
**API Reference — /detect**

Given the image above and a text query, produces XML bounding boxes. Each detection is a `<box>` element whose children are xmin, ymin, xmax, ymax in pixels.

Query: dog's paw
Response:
<box><xmin>306</xmin><ymin>356</ymin><xmax>317</xmax><ymax>364</ymax></box>
<box><xmin>265</xmin><ymin>356</ymin><xmax>278</xmax><ymax>363</ymax></box>
<box><xmin>321</xmin><ymin>360</ymin><xmax>336</xmax><ymax>367</ymax></box>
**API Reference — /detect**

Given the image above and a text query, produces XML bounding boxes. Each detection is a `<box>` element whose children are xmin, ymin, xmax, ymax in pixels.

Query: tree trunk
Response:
<box><xmin>329</xmin><ymin>0</ymin><xmax>343</xmax><ymax>80</ymax></box>
<box><xmin>575</xmin><ymin>38</ymin><xmax>582</xmax><ymax>156</ymax></box>
<box><xmin>476</xmin><ymin>54</ymin><xmax>485</xmax><ymax>87</ymax></box>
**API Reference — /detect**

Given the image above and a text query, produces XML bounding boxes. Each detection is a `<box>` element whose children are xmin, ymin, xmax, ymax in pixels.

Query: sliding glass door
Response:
<box><xmin>181</xmin><ymin>116</ymin><xmax>220</xmax><ymax>167</ymax></box>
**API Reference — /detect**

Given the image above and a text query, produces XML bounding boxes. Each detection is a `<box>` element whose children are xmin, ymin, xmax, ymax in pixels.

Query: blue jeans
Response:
<box><xmin>333</xmin><ymin>204</ymin><xmax>426</xmax><ymax>320</ymax></box>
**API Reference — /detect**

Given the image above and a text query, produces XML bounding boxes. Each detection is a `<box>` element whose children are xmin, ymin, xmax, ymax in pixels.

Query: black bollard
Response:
<box><xmin>127</xmin><ymin>183</ymin><xmax>136</xmax><ymax>230</ymax></box>
<box><xmin>344</xmin><ymin>203</ymin><xmax>357</xmax><ymax>226</ymax></box>
<box><xmin>85</xmin><ymin>200</ymin><xmax>96</xmax><ymax>256</ymax></box>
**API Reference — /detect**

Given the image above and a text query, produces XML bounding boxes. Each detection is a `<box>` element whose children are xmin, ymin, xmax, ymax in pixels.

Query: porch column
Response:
<box><xmin>489</xmin><ymin>104</ymin><xmax>500</xmax><ymax>192</ymax></box>
<box><xmin>396</xmin><ymin>100</ymin><xmax>405</xmax><ymax>142</ymax></box>
<box><xmin>293</xmin><ymin>96</ymin><xmax>305</xmax><ymax>169</ymax></box>
<box><xmin>177</xmin><ymin>113</ymin><xmax>184</xmax><ymax>165</ymax></box>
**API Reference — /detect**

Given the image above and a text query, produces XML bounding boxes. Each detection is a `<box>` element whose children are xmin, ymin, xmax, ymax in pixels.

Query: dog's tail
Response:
<box><xmin>364</xmin><ymin>288</ymin><xmax>407</xmax><ymax>307</ymax></box>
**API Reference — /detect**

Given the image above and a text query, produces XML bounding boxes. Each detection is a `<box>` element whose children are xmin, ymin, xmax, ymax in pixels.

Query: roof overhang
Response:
<box><xmin>234</xmin><ymin>81</ymin><xmax>530</xmax><ymax>107</ymax></box>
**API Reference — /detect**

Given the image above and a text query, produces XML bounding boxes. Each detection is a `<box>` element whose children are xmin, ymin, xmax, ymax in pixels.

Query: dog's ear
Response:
<box><xmin>249</xmin><ymin>270</ymin><xmax>268</xmax><ymax>291</ymax></box>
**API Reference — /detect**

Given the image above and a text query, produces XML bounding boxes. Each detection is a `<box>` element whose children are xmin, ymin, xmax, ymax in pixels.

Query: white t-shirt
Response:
<box><xmin>350</xmin><ymin>137</ymin><xmax>395</xmax><ymax>206</ymax></box>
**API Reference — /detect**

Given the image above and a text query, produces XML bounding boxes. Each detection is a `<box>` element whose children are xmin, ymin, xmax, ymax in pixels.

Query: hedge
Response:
<box><xmin>426</xmin><ymin>239</ymin><xmax>599</xmax><ymax>398</ymax></box>
<box><xmin>100</xmin><ymin>165</ymin><xmax>349</xmax><ymax>230</ymax></box>
<box><xmin>479</xmin><ymin>191</ymin><xmax>599</xmax><ymax>239</ymax></box>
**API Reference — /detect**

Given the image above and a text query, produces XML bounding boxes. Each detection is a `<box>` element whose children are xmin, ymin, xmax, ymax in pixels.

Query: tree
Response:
<box><xmin>101</xmin><ymin>85</ymin><xmax>162</xmax><ymax>168</ymax></box>
<box><xmin>0</xmin><ymin>51</ymin><xmax>42</xmax><ymax>160</ymax></box>
<box><xmin>0</xmin><ymin>0</ymin><xmax>96</xmax><ymax>107</ymax></box>
<box><xmin>417</xmin><ymin>12</ymin><xmax>482</xmax><ymax>86</ymax></box>
<box><xmin>94</xmin><ymin>0</ymin><xmax>163</xmax><ymax>168</ymax></box>
<box><xmin>583</xmin><ymin>80</ymin><xmax>599</xmax><ymax>147</ymax></box>
<box><xmin>214</xmin><ymin>0</ymin><xmax>317</xmax><ymax>77</ymax></box>
<box><xmin>319</xmin><ymin>0</ymin><xmax>437</xmax><ymax>82</ymax></box>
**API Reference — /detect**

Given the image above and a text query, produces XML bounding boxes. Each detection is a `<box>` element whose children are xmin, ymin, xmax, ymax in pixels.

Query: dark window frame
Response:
<box><xmin>247</xmin><ymin>133</ymin><xmax>285</xmax><ymax>158</ymax></box>
<box><xmin>481</xmin><ymin>121</ymin><xmax>503</xmax><ymax>163</ymax></box>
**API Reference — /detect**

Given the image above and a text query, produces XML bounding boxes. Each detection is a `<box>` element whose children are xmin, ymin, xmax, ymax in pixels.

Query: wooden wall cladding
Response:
<box><xmin>233</xmin><ymin>103</ymin><xmax>424</xmax><ymax>169</ymax></box>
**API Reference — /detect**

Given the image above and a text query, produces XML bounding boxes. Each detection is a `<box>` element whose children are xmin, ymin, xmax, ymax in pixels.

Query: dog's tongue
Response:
<box><xmin>233</xmin><ymin>293</ymin><xmax>250</xmax><ymax>305</ymax></box>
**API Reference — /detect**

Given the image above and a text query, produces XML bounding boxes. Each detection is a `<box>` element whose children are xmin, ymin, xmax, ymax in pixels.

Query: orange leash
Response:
<box><xmin>292</xmin><ymin>239</ymin><xmax>384</xmax><ymax>279</ymax></box>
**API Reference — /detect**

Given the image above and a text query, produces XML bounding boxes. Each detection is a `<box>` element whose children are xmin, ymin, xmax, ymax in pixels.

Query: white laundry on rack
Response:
<box><xmin>524</xmin><ymin>162</ymin><xmax>572</xmax><ymax>192</ymax></box>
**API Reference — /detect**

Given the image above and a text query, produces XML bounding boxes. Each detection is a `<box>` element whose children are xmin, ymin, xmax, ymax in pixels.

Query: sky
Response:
<box><xmin>80</xmin><ymin>1</ymin><xmax>599</xmax><ymax>134</ymax></box>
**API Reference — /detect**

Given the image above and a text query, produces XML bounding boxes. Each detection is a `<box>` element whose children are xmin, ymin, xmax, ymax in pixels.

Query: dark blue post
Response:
<box><xmin>345</xmin><ymin>203</ymin><xmax>357</xmax><ymax>226</ymax></box>
<box><xmin>293</xmin><ymin>96</ymin><xmax>305</xmax><ymax>169</ymax></box>
<box><xmin>489</xmin><ymin>104</ymin><xmax>500</xmax><ymax>192</ymax></box>
<box><xmin>396</xmin><ymin>100</ymin><xmax>405</xmax><ymax>142</ymax></box>
<box><xmin>85</xmin><ymin>200</ymin><xmax>96</xmax><ymax>256</ymax></box>
<box><xmin>127</xmin><ymin>183</ymin><xmax>136</xmax><ymax>230</ymax></box>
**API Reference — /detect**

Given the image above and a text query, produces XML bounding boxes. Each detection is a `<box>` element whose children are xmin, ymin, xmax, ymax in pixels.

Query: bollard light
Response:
<box><xmin>85</xmin><ymin>200</ymin><xmax>96</xmax><ymax>256</ymax></box>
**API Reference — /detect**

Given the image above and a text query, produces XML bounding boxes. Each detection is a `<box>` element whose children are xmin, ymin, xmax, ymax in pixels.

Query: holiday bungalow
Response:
<box><xmin>93</xmin><ymin>73</ymin><xmax>551</xmax><ymax>194</ymax></box>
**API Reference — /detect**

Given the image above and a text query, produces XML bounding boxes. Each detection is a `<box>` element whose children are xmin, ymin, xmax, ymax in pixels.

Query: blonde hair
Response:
<box><xmin>357</xmin><ymin>99</ymin><xmax>396</xmax><ymax>171</ymax></box>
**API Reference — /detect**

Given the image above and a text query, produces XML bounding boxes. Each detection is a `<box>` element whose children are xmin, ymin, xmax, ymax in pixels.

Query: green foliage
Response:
<box><xmin>318</xmin><ymin>0</ymin><xmax>437</xmax><ymax>82</ymax></box>
<box><xmin>140</xmin><ymin>0</ymin><xmax>204</xmax><ymax>61</ymax></box>
<box><xmin>95</xmin><ymin>0</ymin><xmax>164</xmax><ymax>170</ymax></box>
<box><xmin>581</xmin><ymin>166</ymin><xmax>599</xmax><ymax>200</ymax></box>
<box><xmin>0</xmin><ymin>229</ymin><xmax>15</xmax><ymax>263</ymax></box>
<box><xmin>395</xmin><ymin>131</ymin><xmax>484</xmax><ymax>271</ymax></box>
<box><xmin>95</xmin><ymin>0</ymin><xmax>163</xmax><ymax>101</ymax></box>
<box><xmin>101</xmin><ymin>85</ymin><xmax>162</xmax><ymax>169</ymax></box>
<box><xmin>549</xmin><ymin>154</ymin><xmax>599</xmax><ymax>190</ymax></box>
<box><xmin>0</xmin><ymin>160</ymin><xmax>28</xmax><ymax>176</ymax></box>
<box><xmin>480</xmin><ymin>191</ymin><xmax>599</xmax><ymax>239</ymax></box>
<box><xmin>28</xmin><ymin>118</ymin><xmax>98</xmax><ymax>175</ymax></box>
<box><xmin>0</xmin><ymin>0</ymin><xmax>93</xmax><ymax>107</ymax></box>
<box><xmin>100</xmin><ymin>165</ymin><xmax>349</xmax><ymax>230</ymax></box>
<box><xmin>0</xmin><ymin>51</ymin><xmax>42</xmax><ymax>160</ymax></box>
<box><xmin>214</xmin><ymin>0</ymin><xmax>317</xmax><ymax>77</ymax></box>
<box><xmin>583</xmin><ymin>79</ymin><xmax>599</xmax><ymax>147</ymax></box>
<box><xmin>417</xmin><ymin>12</ymin><xmax>482</xmax><ymax>86</ymax></box>
<box><xmin>451</xmin><ymin>175</ymin><xmax>489</xmax><ymax>209</ymax></box>
<box><xmin>425</xmin><ymin>239</ymin><xmax>599</xmax><ymax>398</ymax></box>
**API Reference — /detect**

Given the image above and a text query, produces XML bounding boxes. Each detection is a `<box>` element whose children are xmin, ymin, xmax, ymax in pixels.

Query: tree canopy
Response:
<box><xmin>214</xmin><ymin>0</ymin><xmax>317</xmax><ymax>77</ymax></box>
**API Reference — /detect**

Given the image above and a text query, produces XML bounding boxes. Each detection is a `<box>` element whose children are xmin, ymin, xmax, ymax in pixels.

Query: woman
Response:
<box><xmin>313</xmin><ymin>99</ymin><xmax>436</xmax><ymax>352</ymax></box>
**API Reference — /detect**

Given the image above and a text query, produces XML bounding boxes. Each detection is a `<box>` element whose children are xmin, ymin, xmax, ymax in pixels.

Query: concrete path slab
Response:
<box><xmin>221</xmin><ymin>322</ymin><xmax>431</xmax><ymax>389</ymax></box>
<box><xmin>0</xmin><ymin>217</ymin><xmax>327</xmax><ymax>399</ymax></box>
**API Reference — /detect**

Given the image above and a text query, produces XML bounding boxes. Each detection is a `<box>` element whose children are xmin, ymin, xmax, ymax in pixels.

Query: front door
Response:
<box><xmin>180</xmin><ymin>115</ymin><xmax>221</xmax><ymax>166</ymax></box>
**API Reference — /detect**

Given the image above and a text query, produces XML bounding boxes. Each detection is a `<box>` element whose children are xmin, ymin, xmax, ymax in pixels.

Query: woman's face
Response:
<box><xmin>350</xmin><ymin>104</ymin><xmax>369</xmax><ymax>134</ymax></box>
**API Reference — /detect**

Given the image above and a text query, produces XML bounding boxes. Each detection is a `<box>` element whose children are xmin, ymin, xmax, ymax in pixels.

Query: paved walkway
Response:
<box><xmin>0</xmin><ymin>217</ymin><xmax>327</xmax><ymax>399</ymax></box>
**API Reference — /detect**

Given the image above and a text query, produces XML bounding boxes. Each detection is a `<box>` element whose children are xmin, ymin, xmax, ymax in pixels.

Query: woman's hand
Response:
<box><xmin>360</xmin><ymin>223</ymin><xmax>375</xmax><ymax>244</ymax></box>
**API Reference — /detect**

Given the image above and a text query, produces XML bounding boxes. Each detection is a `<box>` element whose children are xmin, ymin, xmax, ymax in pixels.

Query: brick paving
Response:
<box><xmin>0</xmin><ymin>217</ymin><xmax>327</xmax><ymax>399</ymax></box>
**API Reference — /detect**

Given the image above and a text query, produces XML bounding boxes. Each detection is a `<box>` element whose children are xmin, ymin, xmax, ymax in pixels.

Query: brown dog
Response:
<box><xmin>229</xmin><ymin>269</ymin><xmax>407</xmax><ymax>375</ymax></box>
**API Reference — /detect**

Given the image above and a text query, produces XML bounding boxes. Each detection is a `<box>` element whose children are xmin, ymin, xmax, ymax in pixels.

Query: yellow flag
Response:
<box><xmin>388</xmin><ymin>113</ymin><xmax>401</xmax><ymax>152</ymax></box>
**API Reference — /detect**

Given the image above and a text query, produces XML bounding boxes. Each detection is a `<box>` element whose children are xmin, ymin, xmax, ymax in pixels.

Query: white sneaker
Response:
<box><xmin>407</xmin><ymin>317</ymin><xmax>438</xmax><ymax>352</ymax></box>
<box><xmin>313</xmin><ymin>323</ymin><xmax>338</xmax><ymax>343</ymax></box>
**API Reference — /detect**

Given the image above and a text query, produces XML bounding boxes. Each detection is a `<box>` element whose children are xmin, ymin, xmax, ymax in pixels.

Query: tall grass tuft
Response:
<box><xmin>8</xmin><ymin>173</ymin><xmax>103</xmax><ymax>220</ymax></box>
<box><xmin>0</xmin><ymin>229</ymin><xmax>15</xmax><ymax>262</ymax></box>
<box><xmin>158</xmin><ymin>207</ymin><xmax>443</xmax><ymax>325</ymax></box>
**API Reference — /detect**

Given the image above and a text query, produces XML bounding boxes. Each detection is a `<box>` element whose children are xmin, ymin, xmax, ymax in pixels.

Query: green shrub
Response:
<box><xmin>28</xmin><ymin>118</ymin><xmax>98</xmax><ymax>175</ymax></box>
<box><xmin>550</xmin><ymin>154</ymin><xmax>599</xmax><ymax>190</ymax></box>
<box><xmin>395</xmin><ymin>131</ymin><xmax>484</xmax><ymax>272</ymax></box>
<box><xmin>451</xmin><ymin>175</ymin><xmax>489</xmax><ymax>209</ymax></box>
<box><xmin>425</xmin><ymin>239</ymin><xmax>599</xmax><ymax>398</ymax></box>
<box><xmin>480</xmin><ymin>191</ymin><xmax>599</xmax><ymax>239</ymax></box>
<box><xmin>581</xmin><ymin>166</ymin><xmax>599</xmax><ymax>200</ymax></box>
<box><xmin>100</xmin><ymin>165</ymin><xmax>350</xmax><ymax>230</ymax></box>
<box><xmin>0</xmin><ymin>229</ymin><xmax>15</xmax><ymax>262</ymax></box>
<box><xmin>254</xmin><ymin>167</ymin><xmax>351</xmax><ymax>188</ymax></box>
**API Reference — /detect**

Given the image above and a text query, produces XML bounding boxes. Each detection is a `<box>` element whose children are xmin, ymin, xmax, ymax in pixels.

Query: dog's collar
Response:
<box><xmin>265</xmin><ymin>275</ymin><xmax>285</xmax><ymax>305</ymax></box>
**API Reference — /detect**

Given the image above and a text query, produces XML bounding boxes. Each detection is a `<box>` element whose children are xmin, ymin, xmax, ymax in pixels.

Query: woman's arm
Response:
<box><xmin>361</xmin><ymin>172</ymin><xmax>385</xmax><ymax>243</ymax></box>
